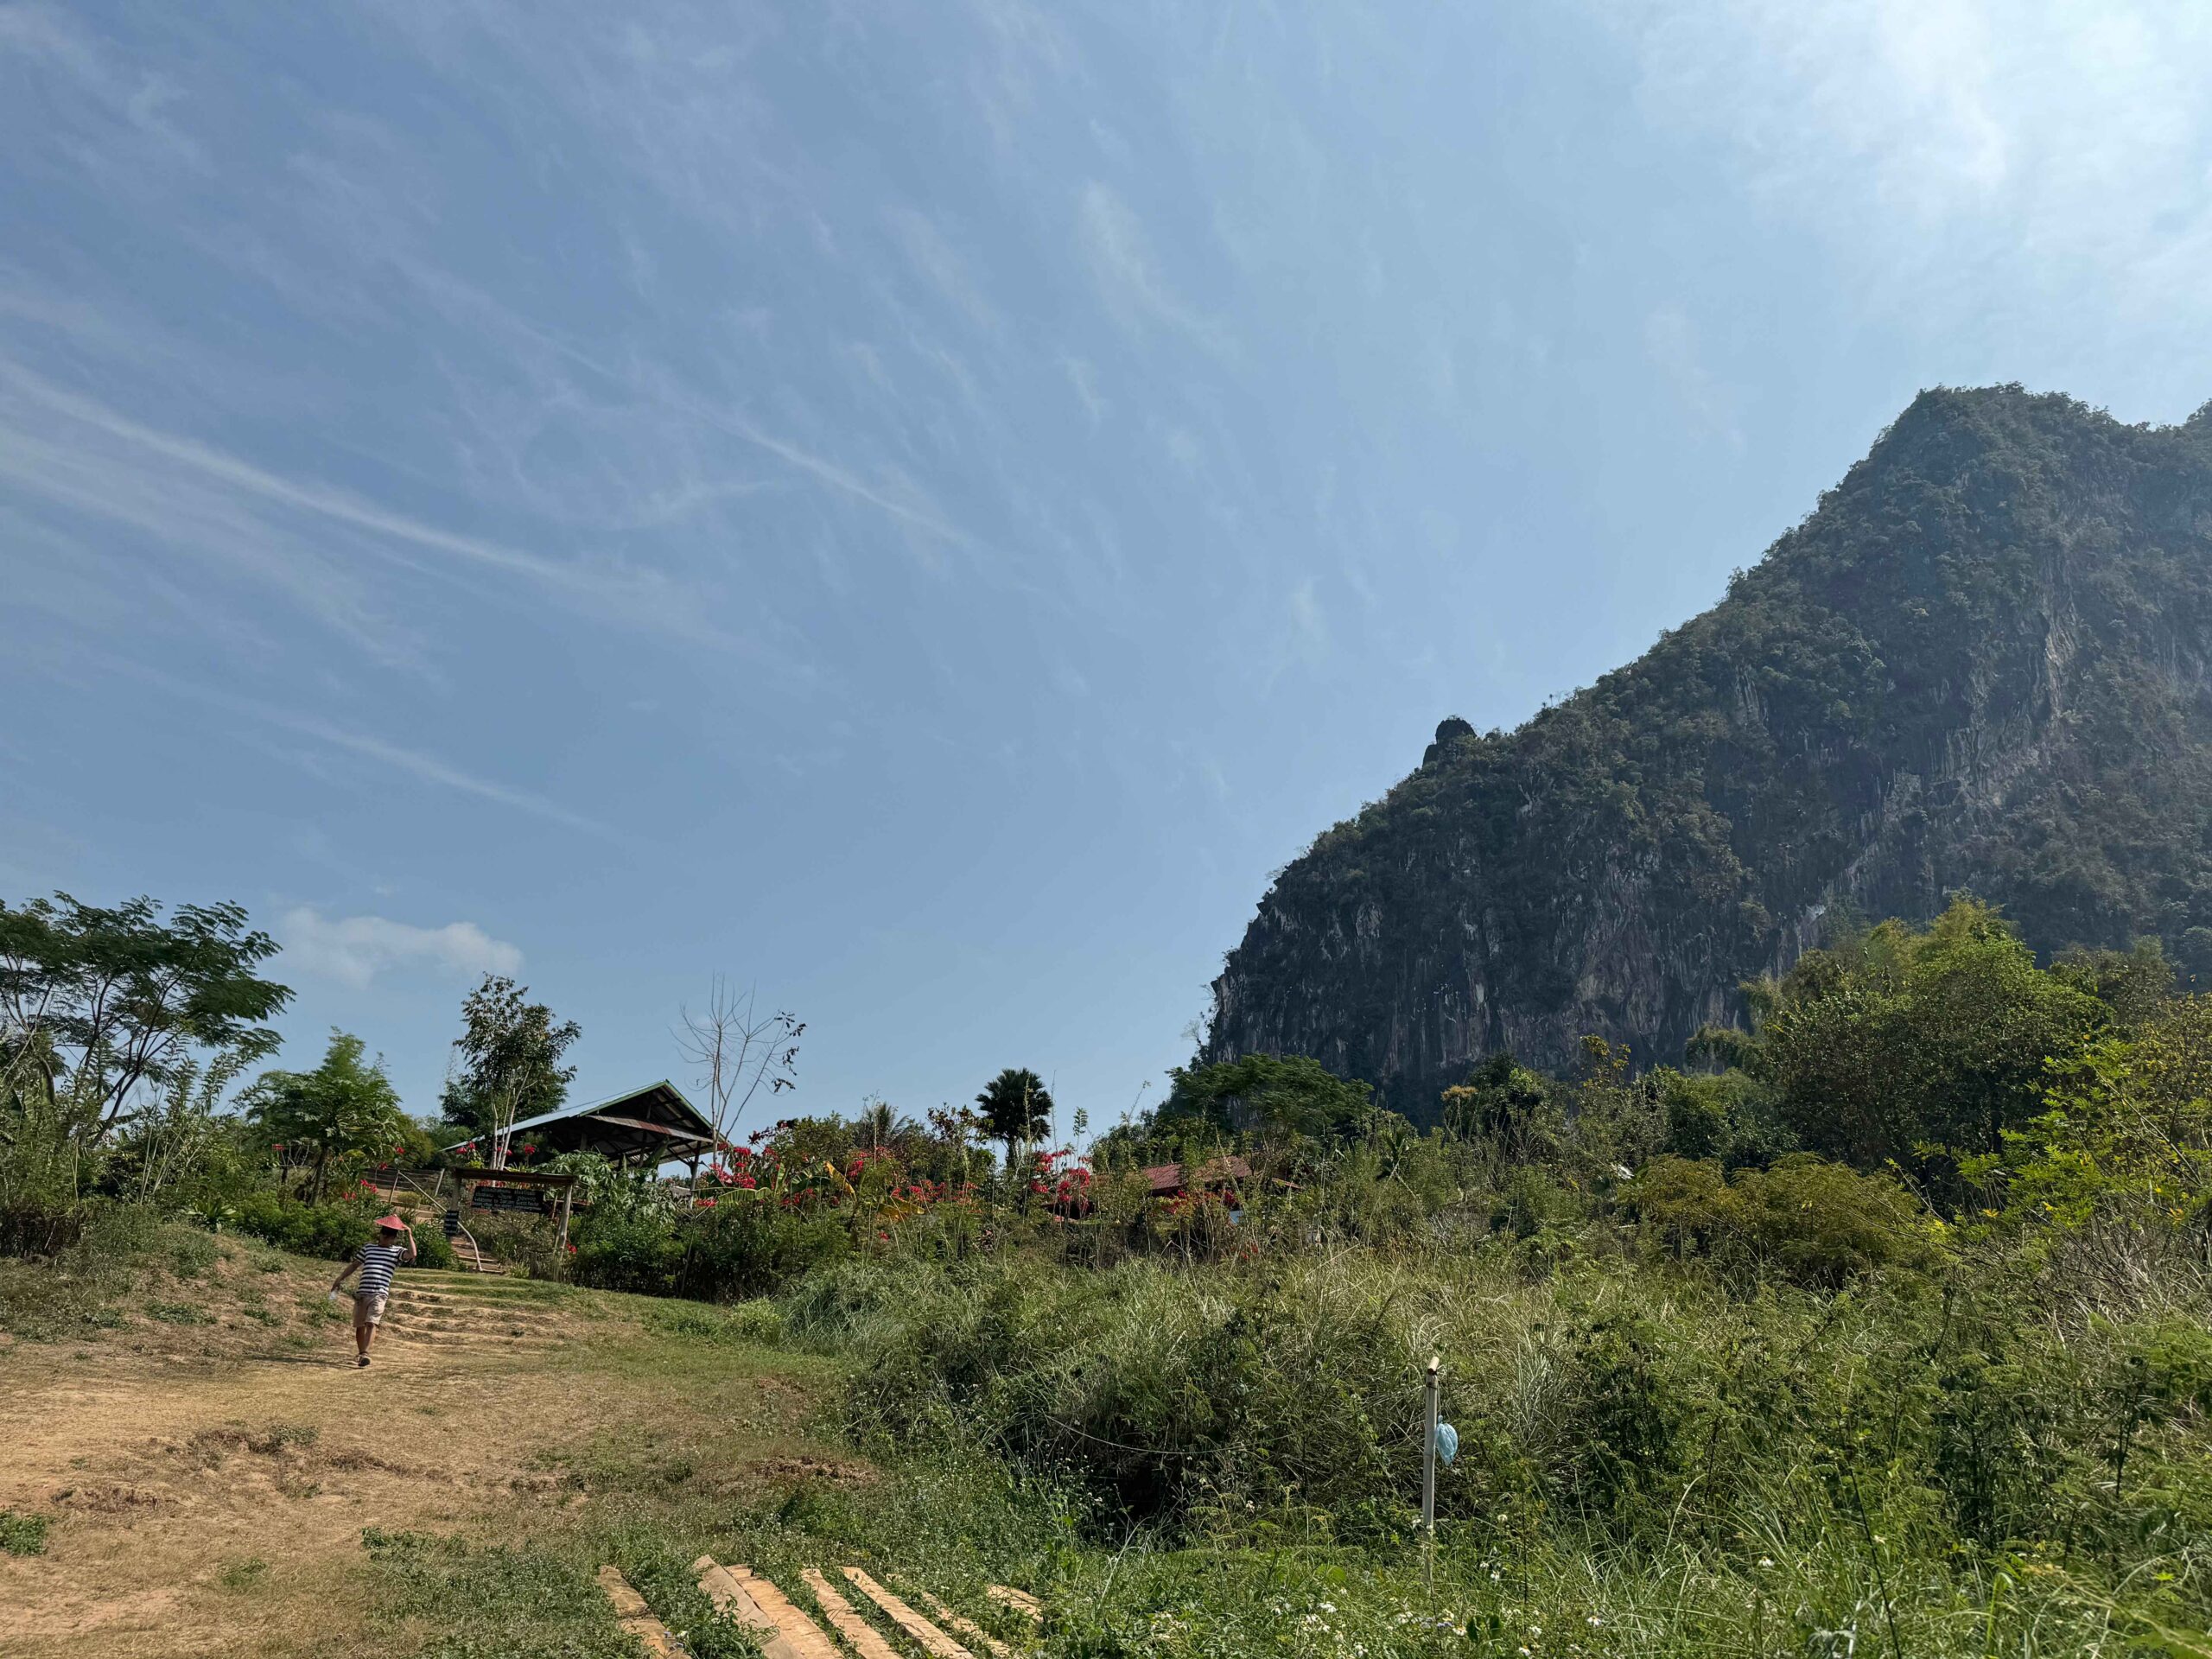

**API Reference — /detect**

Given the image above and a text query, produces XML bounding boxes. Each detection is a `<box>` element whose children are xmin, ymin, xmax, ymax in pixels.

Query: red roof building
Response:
<box><xmin>1141</xmin><ymin>1154</ymin><xmax>1252</xmax><ymax>1198</ymax></box>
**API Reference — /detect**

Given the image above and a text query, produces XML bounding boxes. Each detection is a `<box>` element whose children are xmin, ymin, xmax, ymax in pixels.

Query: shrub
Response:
<box><xmin>1728</xmin><ymin>1155</ymin><xmax>1940</xmax><ymax>1284</ymax></box>
<box><xmin>1623</xmin><ymin>1154</ymin><xmax>1941</xmax><ymax>1285</ymax></box>
<box><xmin>571</xmin><ymin>1207</ymin><xmax>683</xmax><ymax>1294</ymax></box>
<box><xmin>1620</xmin><ymin>1155</ymin><xmax>1731</xmax><ymax>1258</ymax></box>
<box><xmin>465</xmin><ymin>1212</ymin><xmax>567</xmax><ymax>1280</ymax></box>
<box><xmin>223</xmin><ymin>1192</ymin><xmax>374</xmax><ymax>1259</ymax></box>
<box><xmin>1657</xmin><ymin>1068</ymin><xmax>1793</xmax><ymax>1167</ymax></box>
<box><xmin>0</xmin><ymin>1200</ymin><xmax>91</xmax><ymax>1259</ymax></box>
<box><xmin>675</xmin><ymin>1198</ymin><xmax>849</xmax><ymax>1300</ymax></box>
<box><xmin>1554</xmin><ymin>1310</ymin><xmax>1683</xmax><ymax>1519</ymax></box>
<box><xmin>410</xmin><ymin>1226</ymin><xmax>459</xmax><ymax>1271</ymax></box>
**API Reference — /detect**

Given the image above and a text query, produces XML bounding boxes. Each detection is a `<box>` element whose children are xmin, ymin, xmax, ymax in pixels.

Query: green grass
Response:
<box><xmin>318</xmin><ymin>1238</ymin><xmax>2212</xmax><ymax>1659</ymax></box>
<box><xmin>13</xmin><ymin>1199</ymin><xmax>2205</xmax><ymax>1659</ymax></box>
<box><xmin>219</xmin><ymin>1555</ymin><xmax>270</xmax><ymax>1591</ymax></box>
<box><xmin>362</xmin><ymin>1529</ymin><xmax>639</xmax><ymax>1659</ymax></box>
<box><xmin>0</xmin><ymin>1510</ymin><xmax>49</xmax><ymax>1555</ymax></box>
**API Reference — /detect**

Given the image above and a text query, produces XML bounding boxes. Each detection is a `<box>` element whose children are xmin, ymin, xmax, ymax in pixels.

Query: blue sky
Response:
<box><xmin>8</xmin><ymin>1</ymin><xmax>2212</xmax><ymax>1140</ymax></box>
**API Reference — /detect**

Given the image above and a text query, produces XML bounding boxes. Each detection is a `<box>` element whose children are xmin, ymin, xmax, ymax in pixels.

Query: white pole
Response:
<box><xmin>1421</xmin><ymin>1355</ymin><xmax>1440</xmax><ymax>1591</ymax></box>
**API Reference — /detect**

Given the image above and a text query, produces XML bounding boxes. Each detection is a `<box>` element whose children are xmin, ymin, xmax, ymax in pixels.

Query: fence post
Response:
<box><xmin>1421</xmin><ymin>1354</ymin><xmax>1440</xmax><ymax>1591</ymax></box>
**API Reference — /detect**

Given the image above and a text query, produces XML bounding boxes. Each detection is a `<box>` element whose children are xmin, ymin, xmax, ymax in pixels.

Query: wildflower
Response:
<box><xmin>1758</xmin><ymin>1557</ymin><xmax>1774</xmax><ymax>1568</ymax></box>
<box><xmin>1586</xmin><ymin>1617</ymin><xmax>1601</xmax><ymax>1629</ymax></box>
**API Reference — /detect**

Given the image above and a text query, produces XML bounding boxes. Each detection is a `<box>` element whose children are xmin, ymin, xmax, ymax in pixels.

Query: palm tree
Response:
<box><xmin>855</xmin><ymin>1096</ymin><xmax>911</xmax><ymax>1151</ymax></box>
<box><xmin>975</xmin><ymin>1067</ymin><xmax>1053</xmax><ymax>1172</ymax></box>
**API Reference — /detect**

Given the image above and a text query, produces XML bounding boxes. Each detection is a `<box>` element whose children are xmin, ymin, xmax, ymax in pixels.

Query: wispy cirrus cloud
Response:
<box><xmin>269</xmin><ymin>713</ymin><xmax>618</xmax><ymax>841</ymax></box>
<box><xmin>1077</xmin><ymin>182</ymin><xmax>1229</xmax><ymax>358</ymax></box>
<box><xmin>1599</xmin><ymin>0</ymin><xmax>2212</xmax><ymax>336</ymax></box>
<box><xmin>0</xmin><ymin>360</ymin><xmax>735</xmax><ymax>653</ymax></box>
<box><xmin>0</xmin><ymin>3</ymin><xmax>208</xmax><ymax>177</ymax></box>
<box><xmin>82</xmin><ymin>660</ymin><xmax>621</xmax><ymax>840</ymax></box>
<box><xmin>277</xmin><ymin>906</ymin><xmax>522</xmax><ymax>989</ymax></box>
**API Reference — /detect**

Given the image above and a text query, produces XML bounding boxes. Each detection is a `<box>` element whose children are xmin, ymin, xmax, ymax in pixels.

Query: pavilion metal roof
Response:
<box><xmin>444</xmin><ymin>1079</ymin><xmax>717</xmax><ymax>1165</ymax></box>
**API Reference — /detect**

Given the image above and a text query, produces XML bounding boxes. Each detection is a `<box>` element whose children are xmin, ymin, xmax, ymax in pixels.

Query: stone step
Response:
<box><xmin>598</xmin><ymin>1566</ymin><xmax>683</xmax><ymax>1657</ymax></box>
<box><xmin>842</xmin><ymin>1567</ymin><xmax>976</xmax><ymax>1659</ymax></box>
<box><xmin>378</xmin><ymin>1331</ymin><xmax>564</xmax><ymax>1353</ymax></box>
<box><xmin>386</xmin><ymin>1286</ymin><xmax>563</xmax><ymax>1306</ymax></box>
<box><xmin>378</xmin><ymin>1308</ymin><xmax>562</xmax><ymax>1331</ymax></box>
<box><xmin>381</xmin><ymin>1326</ymin><xmax>563</xmax><ymax>1344</ymax></box>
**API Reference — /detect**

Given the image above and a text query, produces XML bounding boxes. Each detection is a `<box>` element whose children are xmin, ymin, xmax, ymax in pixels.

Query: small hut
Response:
<box><xmin>446</xmin><ymin>1080</ymin><xmax>719</xmax><ymax>1173</ymax></box>
<box><xmin>1141</xmin><ymin>1154</ymin><xmax>1252</xmax><ymax>1202</ymax></box>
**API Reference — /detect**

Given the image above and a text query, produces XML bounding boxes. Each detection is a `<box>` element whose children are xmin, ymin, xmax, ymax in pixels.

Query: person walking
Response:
<box><xmin>331</xmin><ymin>1215</ymin><xmax>416</xmax><ymax>1367</ymax></box>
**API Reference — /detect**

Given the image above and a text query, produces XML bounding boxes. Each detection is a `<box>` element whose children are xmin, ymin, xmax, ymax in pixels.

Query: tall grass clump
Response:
<box><xmin>783</xmin><ymin>1232</ymin><xmax>2212</xmax><ymax>1653</ymax></box>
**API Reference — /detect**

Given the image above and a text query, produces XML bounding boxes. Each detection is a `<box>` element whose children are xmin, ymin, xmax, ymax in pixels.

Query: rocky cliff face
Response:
<box><xmin>1205</xmin><ymin>386</ymin><xmax>2212</xmax><ymax>1120</ymax></box>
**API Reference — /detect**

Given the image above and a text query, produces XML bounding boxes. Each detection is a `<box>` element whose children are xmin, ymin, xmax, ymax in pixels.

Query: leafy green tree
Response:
<box><xmin>1727</xmin><ymin>899</ymin><xmax>2104</xmax><ymax>1192</ymax></box>
<box><xmin>439</xmin><ymin>975</ymin><xmax>581</xmax><ymax>1162</ymax></box>
<box><xmin>2053</xmin><ymin>939</ymin><xmax>2177</xmax><ymax>1028</ymax></box>
<box><xmin>243</xmin><ymin>1030</ymin><xmax>405</xmax><ymax>1202</ymax></box>
<box><xmin>1162</xmin><ymin>1053</ymin><xmax>1376</xmax><ymax>1147</ymax></box>
<box><xmin>1980</xmin><ymin>995</ymin><xmax>2212</xmax><ymax>1231</ymax></box>
<box><xmin>1655</xmin><ymin>1067</ymin><xmax>1791</xmax><ymax>1168</ymax></box>
<box><xmin>976</xmin><ymin>1067</ymin><xmax>1053</xmax><ymax>1169</ymax></box>
<box><xmin>113</xmin><ymin>1046</ymin><xmax>253</xmax><ymax>1204</ymax></box>
<box><xmin>0</xmin><ymin>893</ymin><xmax>289</xmax><ymax>1141</ymax></box>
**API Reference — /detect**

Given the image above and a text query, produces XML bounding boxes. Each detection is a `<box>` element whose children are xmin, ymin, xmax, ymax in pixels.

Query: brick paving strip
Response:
<box><xmin>841</xmin><ymin>1566</ymin><xmax>976</xmax><ymax>1659</ymax></box>
<box><xmin>692</xmin><ymin>1556</ymin><xmax>813</xmax><ymax>1659</ymax></box>
<box><xmin>909</xmin><ymin>1588</ymin><xmax>1021</xmax><ymax>1659</ymax></box>
<box><xmin>801</xmin><ymin>1566</ymin><xmax>906</xmax><ymax>1659</ymax></box>
<box><xmin>596</xmin><ymin>1565</ymin><xmax>685</xmax><ymax>1657</ymax></box>
<box><xmin>987</xmin><ymin>1586</ymin><xmax>1045</xmax><ymax>1624</ymax></box>
<box><xmin>720</xmin><ymin>1564</ymin><xmax>845</xmax><ymax>1659</ymax></box>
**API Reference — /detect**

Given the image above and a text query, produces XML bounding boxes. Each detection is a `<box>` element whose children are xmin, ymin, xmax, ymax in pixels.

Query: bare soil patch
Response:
<box><xmin>0</xmin><ymin>1260</ymin><xmax>842</xmax><ymax>1657</ymax></box>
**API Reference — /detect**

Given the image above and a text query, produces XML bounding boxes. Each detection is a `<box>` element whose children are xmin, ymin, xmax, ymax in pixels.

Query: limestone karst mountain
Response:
<box><xmin>1205</xmin><ymin>386</ymin><xmax>2212</xmax><ymax>1119</ymax></box>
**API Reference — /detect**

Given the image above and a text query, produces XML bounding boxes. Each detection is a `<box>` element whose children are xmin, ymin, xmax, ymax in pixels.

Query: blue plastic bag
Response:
<box><xmin>1436</xmin><ymin>1421</ymin><xmax>1459</xmax><ymax>1466</ymax></box>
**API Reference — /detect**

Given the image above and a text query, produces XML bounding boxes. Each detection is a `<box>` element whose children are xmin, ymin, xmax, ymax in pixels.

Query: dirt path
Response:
<box><xmin>1</xmin><ymin>1329</ymin><xmax>621</xmax><ymax>1652</ymax></box>
<box><xmin>0</xmin><ymin>1252</ymin><xmax>836</xmax><ymax>1659</ymax></box>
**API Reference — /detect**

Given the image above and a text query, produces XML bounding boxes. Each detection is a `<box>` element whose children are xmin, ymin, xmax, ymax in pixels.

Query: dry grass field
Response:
<box><xmin>0</xmin><ymin>1233</ymin><xmax>854</xmax><ymax>1656</ymax></box>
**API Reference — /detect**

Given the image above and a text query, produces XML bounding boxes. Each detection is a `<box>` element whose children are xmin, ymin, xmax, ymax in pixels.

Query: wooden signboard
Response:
<box><xmin>468</xmin><ymin>1184</ymin><xmax>547</xmax><ymax>1216</ymax></box>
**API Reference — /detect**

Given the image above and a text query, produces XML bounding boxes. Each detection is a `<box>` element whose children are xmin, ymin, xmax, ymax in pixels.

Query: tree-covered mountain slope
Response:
<box><xmin>1205</xmin><ymin>385</ymin><xmax>2212</xmax><ymax>1118</ymax></box>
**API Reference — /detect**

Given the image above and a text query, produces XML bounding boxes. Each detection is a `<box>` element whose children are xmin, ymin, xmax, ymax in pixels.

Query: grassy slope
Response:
<box><xmin>10</xmin><ymin>1224</ymin><xmax>2211</xmax><ymax>1659</ymax></box>
<box><xmin>0</xmin><ymin>1226</ymin><xmax>881</xmax><ymax>1658</ymax></box>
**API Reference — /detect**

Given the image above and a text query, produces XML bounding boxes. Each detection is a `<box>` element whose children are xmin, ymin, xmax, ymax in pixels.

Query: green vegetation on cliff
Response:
<box><xmin>1209</xmin><ymin>386</ymin><xmax>2212</xmax><ymax>1116</ymax></box>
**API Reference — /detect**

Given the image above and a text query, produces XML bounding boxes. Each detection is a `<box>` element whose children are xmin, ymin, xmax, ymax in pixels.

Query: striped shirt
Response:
<box><xmin>355</xmin><ymin>1242</ymin><xmax>406</xmax><ymax>1296</ymax></box>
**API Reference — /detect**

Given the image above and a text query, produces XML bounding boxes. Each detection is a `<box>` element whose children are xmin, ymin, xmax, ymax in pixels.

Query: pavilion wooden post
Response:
<box><xmin>558</xmin><ymin>1183</ymin><xmax>575</xmax><ymax>1254</ymax></box>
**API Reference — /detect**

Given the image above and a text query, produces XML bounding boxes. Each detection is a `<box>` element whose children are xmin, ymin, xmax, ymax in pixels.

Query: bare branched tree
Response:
<box><xmin>676</xmin><ymin>977</ymin><xmax>803</xmax><ymax>1178</ymax></box>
